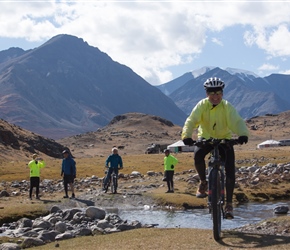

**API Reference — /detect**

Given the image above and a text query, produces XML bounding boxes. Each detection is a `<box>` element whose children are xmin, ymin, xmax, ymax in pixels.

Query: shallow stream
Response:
<box><xmin>116</xmin><ymin>200</ymin><xmax>290</xmax><ymax>230</ymax></box>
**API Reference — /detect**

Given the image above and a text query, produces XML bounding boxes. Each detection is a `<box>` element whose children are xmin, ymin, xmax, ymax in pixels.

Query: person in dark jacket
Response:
<box><xmin>61</xmin><ymin>150</ymin><xmax>76</xmax><ymax>199</ymax></box>
<box><xmin>103</xmin><ymin>147</ymin><xmax>123</xmax><ymax>191</ymax></box>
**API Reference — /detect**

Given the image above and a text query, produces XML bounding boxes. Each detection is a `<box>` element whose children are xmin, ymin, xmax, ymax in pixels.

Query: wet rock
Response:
<box><xmin>273</xmin><ymin>205</ymin><xmax>289</xmax><ymax>214</ymax></box>
<box><xmin>17</xmin><ymin>218</ymin><xmax>32</xmax><ymax>228</ymax></box>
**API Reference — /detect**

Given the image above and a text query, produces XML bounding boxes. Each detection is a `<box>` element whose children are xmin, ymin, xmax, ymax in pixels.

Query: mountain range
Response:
<box><xmin>0</xmin><ymin>34</ymin><xmax>290</xmax><ymax>140</ymax></box>
<box><xmin>157</xmin><ymin>66</ymin><xmax>290</xmax><ymax>118</ymax></box>
<box><xmin>0</xmin><ymin>34</ymin><xmax>186</xmax><ymax>139</ymax></box>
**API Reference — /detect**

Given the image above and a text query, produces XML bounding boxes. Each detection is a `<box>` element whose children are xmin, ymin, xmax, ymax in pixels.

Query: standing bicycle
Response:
<box><xmin>102</xmin><ymin>147</ymin><xmax>123</xmax><ymax>193</ymax></box>
<box><xmin>103</xmin><ymin>167</ymin><xmax>122</xmax><ymax>193</ymax></box>
<box><xmin>194</xmin><ymin>138</ymin><xmax>241</xmax><ymax>240</ymax></box>
<box><xmin>182</xmin><ymin>77</ymin><xmax>249</xmax><ymax>221</ymax></box>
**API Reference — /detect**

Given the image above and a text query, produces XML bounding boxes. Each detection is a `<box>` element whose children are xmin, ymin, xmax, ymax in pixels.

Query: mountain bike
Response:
<box><xmin>103</xmin><ymin>168</ymin><xmax>121</xmax><ymax>194</ymax></box>
<box><xmin>194</xmin><ymin>138</ymin><xmax>239</xmax><ymax>241</ymax></box>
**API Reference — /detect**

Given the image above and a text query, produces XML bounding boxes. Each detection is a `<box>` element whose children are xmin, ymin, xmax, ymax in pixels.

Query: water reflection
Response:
<box><xmin>117</xmin><ymin>201</ymin><xmax>290</xmax><ymax>230</ymax></box>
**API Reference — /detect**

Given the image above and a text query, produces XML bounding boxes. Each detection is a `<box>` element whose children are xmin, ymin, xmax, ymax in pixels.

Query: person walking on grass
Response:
<box><xmin>61</xmin><ymin>149</ymin><xmax>76</xmax><ymax>199</ymax></box>
<box><xmin>28</xmin><ymin>153</ymin><xmax>46</xmax><ymax>200</ymax></box>
<box><xmin>163</xmin><ymin>149</ymin><xmax>178</xmax><ymax>193</ymax></box>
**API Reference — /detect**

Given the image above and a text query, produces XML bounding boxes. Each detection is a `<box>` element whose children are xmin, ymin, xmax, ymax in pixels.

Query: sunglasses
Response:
<box><xmin>207</xmin><ymin>90</ymin><xmax>223</xmax><ymax>96</ymax></box>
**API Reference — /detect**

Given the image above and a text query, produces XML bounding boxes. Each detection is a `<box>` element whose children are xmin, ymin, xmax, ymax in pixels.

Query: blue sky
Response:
<box><xmin>0</xmin><ymin>0</ymin><xmax>290</xmax><ymax>85</ymax></box>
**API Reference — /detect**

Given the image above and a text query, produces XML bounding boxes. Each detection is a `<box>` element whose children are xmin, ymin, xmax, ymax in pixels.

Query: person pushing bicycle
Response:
<box><xmin>103</xmin><ymin>147</ymin><xmax>123</xmax><ymax>191</ymax></box>
<box><xmin>181</xmin><ymin>77</ymin><xmax>249</xmax><ymax>219</ymax></box>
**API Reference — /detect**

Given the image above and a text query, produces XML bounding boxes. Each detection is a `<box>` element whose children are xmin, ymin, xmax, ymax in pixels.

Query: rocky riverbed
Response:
<box><xmin>1</xmin><ymin>162</ymin><xmax>290</xmax><ymax>249</ymax></box>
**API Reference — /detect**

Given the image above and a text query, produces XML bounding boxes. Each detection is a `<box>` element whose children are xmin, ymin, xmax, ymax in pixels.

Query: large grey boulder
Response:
<box><xmin>17</xmin><ymin>218</ymin><xmax>32</xmax><ymax>228</ymax></box>
<box><xmin>32</xmin><ymin>219</ymin><xmax>52</xmax><ymax>230</ymax></box>
<box><xmin>0</xmin><ymin>243</ymin><xmax>20</xmax><ymax>250</ymax></box>
<box><xmin>55</xmin><ymin>221</ymin><xmax>67</xmax><ymax>233</ymax></box>
<box><xmin>21</xmin><ymin>238</ymin><xmax>45</xmax><ymax>248</ymax></box>
<box><xmin>85</xmin><ymin>206</ymin><xmax>106</xmax><ymax>220</ymax></box>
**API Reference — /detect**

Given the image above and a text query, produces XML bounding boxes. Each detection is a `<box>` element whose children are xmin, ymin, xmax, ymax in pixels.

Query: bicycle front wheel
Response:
<box><xmin>211</xmin><ymin>168</ymin><xmax>222</xmax><ymax>241</ymax></box>
<box><xmin>111</xmin><ymin>175</ymin><xmax>117</xmax><ymax>194</ymax></box>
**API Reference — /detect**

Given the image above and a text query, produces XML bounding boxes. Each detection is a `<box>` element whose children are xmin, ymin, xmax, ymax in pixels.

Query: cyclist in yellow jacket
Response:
<box><xmin>28</xmin><ymin>153</ymin><xmax>46</xmax><ymax>200</ymax></box>
<box><xmin>182</xmin><ymin>77</ymin><xmax>249</xmax><ymax>218</ymax></box>
<box><xmin>163</xmin><ymin>149</ymin><xmax>178</xmax><ymax>193</ymax></box>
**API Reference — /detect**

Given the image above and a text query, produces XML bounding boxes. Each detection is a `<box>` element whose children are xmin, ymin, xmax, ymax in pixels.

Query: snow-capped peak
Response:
<box><xmin>225</xmin><ymin>67</ymin><xmax>259</xmax><ymax>78</ymax></box>
<box><xmin>191</xmin><ymin>66</ymin><xmax>215</xmax><ymax>78</ymax></box>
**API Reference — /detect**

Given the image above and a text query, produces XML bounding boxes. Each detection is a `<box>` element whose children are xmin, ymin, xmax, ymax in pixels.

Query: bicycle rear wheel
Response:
<box><xmin>211</xmin><ymin>168</ymin><xmax>222</xmax><ymax>241</ymax></box>
<box><xmin>103</xmin><ymin>177</ymin><xmax>109</xmax><ymax>193</ymax></box>
<box><xmin>111</xmin><ymin>175</ymin><xmax>117</xmax><ymax>194</ymax></box>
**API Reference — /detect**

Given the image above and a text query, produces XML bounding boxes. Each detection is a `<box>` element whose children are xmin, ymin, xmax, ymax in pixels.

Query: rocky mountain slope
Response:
<box><xmin>57</xmin><ymin>110</ymin><xmax>290</xmax><ymax>157</ymax></box>
<box><xmin>2</xmin><ymin>110</ymin><xmax>290</xmax><ymax>161</ymax></box>
<box><xmin>57</xmin><ymin>112</ymin><xmax>183</xmax><ymax>157</ymax></box>
<box><xmin>0</xmin><ymin>119</ymin><xmax>65</xmax><ymax>161</ymax></box>
<box><xmin>0</xmin><ymin>34</ymin><xmax>186</xmax><ymax>139</ymax></box>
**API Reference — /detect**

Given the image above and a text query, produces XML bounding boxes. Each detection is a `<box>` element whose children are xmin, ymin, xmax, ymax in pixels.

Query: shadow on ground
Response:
<box><xmin>73</xmin><ymin>198</ymin><xmax>95</xmax><ymax>207</ymax></box>
<box><xmin>220</xmin><ymin>231</ymin><xmax>290</xmax><ymax>249</ymax></box>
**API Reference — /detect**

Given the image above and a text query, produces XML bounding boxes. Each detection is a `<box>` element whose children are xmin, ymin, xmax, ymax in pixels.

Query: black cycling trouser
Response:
<box><xmin>165</xmin><ymin>170</ymin><xmax>174</xmax><ymax>191</ymax></box>
<box><xmin>194</xmin><ymin>143</ymin><xmax>235</xmax><ymax>203</ymax></box>
<box><xmin>30</xmin><ymin>177</ymin><xmax>40</xmax><ymax>198</ymax></box>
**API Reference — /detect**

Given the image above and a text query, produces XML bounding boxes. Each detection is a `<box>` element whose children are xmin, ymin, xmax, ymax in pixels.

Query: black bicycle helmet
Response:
<box><xmin>203</xmin><ymin>77</ymin><xmax>225</xmax><ymax>90</ymax></box>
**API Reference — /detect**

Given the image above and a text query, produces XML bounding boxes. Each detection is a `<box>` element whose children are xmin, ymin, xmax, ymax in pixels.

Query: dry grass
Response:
<box><xmin>2</xmin><ymin>148</ymin><xmax>290</xmax><ymax>249</ymax></box>
<box><xmin>2</xmin><ymin>145</ymin><xmax>290</xmax><ymax>181</ymax></box>
<box><xmin>1</xmin><ymin>147</ymin><xmax>290</xmax><ymax>223</ymax></box>
<box><xmin>0</xmin><ymin>198</ymin><xmax>47</xmax><ymax>224</ymax></box>
<box><xmin>26</xmin><ymin>227</ymin><xmax>290</xmax><ymax>250</ymax></box>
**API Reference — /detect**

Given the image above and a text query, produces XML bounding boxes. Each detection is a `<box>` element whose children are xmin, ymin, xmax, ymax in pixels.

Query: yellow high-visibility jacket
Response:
<box><xmin>28</xmin><ymin>160</ymin><xmax>46</xmax><ymax>177</ymax></box>
<box><xmin>164</xmin><ymin>154</ymin><xmax>178</xmax><ymax>171</ymax></box>
<box><xmin>182</xmin><ymin>98</ymin><xmax>249</xmax><ymax>140</ymax></box>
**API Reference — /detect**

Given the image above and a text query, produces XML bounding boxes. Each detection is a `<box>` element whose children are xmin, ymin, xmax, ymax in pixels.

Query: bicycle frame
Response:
<box><xmin>103</xmin><ymin>168</ymin><xmax>120</xmax><ymax>194</ymax></box>
<box><xmin>195</xmin><ymin>138</ymin><xmax>238</xmax><ymax>241</ymax></box>
<box><xmin>110</xmin><ymin>169</ymin><xmax>118</xmax><ymax>194</ymax></box>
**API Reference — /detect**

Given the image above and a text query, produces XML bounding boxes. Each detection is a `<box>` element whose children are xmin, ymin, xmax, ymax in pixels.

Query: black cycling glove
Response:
<box><xmin>183</xmin><ymin>138</ymin><xmax>194</xmax><ymax>146</ymax></box>
<box><xmin>238</xmin><ymin>136</ymin><xmax>248</xmax><ymax>144</ymax></box>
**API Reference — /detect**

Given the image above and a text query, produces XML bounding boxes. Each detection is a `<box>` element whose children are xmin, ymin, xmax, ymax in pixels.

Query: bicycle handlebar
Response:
<box><xmin>193</xmin><ymin>138</ymin><xmax>240</xmax><ymax>147</ymax></box>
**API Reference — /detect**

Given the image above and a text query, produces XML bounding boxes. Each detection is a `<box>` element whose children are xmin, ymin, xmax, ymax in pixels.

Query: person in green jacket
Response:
<box><xmin>163</xmin><ymin>149</ymin><xmax>178</xmax><ymax>193</ymax></box>
<box><xmin>182</xmin><ymin>77</ymin><xmax>249</xmax><ymax>219</ymax></box>
<box><xmin>28</xmin><ymin>153</ymin><xmax>46</xmax><ymax>200</ymax></box>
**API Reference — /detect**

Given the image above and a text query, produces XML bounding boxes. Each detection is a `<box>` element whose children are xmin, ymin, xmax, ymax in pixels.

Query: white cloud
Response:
<box><xmin>1</xmin><ymin>1</ymin><xmax>290</xmax><ymax>84</ymax></box>
<box><xmin>245</xmin><ymin>25</ymin><xmax>290</xmax><ymax>57</ymax></box>
<box><xmin>279</xmin><ymin>69</ymin><xmax>290</xmax><ymax>75</ymax></box>
<box><xmin>212</xmin><ymin>38</ymin><xmax>223</xmax><ymax>46</ymax></box>
<box><xmin>258</xmin><ymin>63</ymin><xmax>279</xmax><ymax>71</ymax></box>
